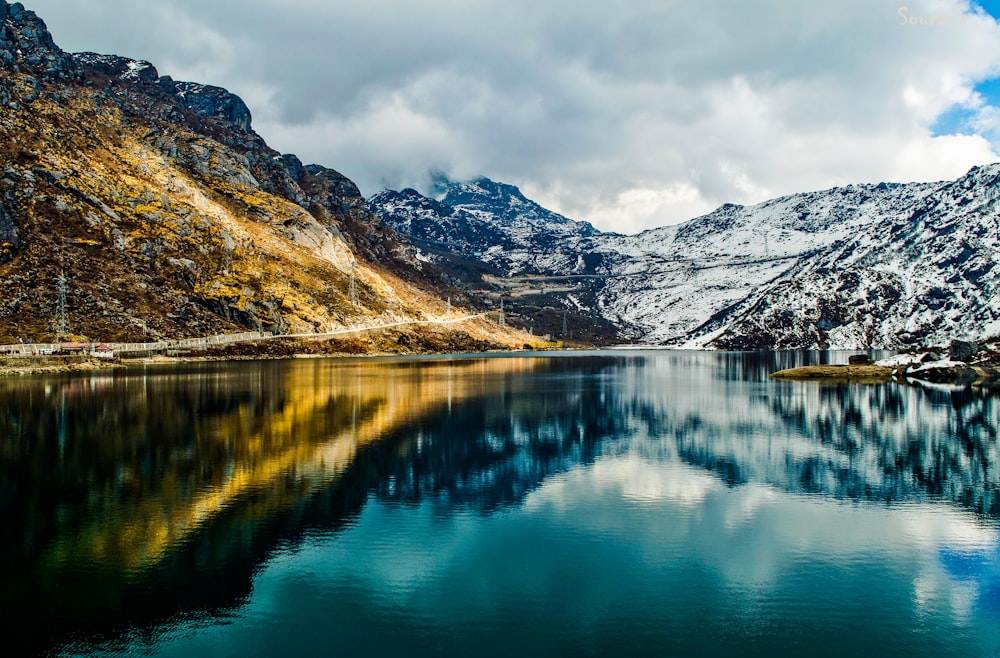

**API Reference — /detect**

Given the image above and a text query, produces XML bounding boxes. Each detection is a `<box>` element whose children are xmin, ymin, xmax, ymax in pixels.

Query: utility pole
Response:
<box><xmin>55</xmin><ymin>270</ymin><xmax>68</xmax><ymax>340</ymax></box>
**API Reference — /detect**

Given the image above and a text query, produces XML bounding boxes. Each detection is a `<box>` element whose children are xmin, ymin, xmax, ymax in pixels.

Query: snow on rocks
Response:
<box><xmin>370</xmin><ymin>164</ymin><xmax>1000</xmax><ymax>350</ymax></box>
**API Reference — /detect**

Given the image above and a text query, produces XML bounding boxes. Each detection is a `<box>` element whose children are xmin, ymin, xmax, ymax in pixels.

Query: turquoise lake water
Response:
<box><xmin>2</xmin><ymin>351</ymin><xmax>999</xmax><ymax>656</ymax></box>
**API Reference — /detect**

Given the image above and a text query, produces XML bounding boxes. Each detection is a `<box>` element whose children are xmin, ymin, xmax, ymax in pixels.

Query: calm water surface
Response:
<box><xmin>3</xmin><ymin>351</ymin><xmax>1000</xmax><ymax>656</ymax></box>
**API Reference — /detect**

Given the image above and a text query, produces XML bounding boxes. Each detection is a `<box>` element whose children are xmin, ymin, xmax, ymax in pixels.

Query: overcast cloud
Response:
<box><xmin>25</xmin><ymin>0</ymin><xmax>1000</xmax><ymax>233</ymax></box>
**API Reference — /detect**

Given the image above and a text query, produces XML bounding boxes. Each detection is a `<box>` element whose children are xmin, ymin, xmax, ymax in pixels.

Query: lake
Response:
<box><xmin>2</xmin><ymin>351</ymin><xmax>1000</xmax><ymax>656</ymax></box>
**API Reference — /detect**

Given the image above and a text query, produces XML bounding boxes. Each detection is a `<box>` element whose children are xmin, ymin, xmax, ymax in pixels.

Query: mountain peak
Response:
<box><xmin>423</xmin><ymin>174</ymin><xmax>600</xmax><ymax>239</ymax></box>
<box><xmin>0</xmin><ymin>0</ymin><xmax>76</xmax><ymax>78</ymax></box>
<box><xmin>72</xmin><ymin>53</ymin><xmax>159</xmax><ymax>84</ymax></box>
<box><xmin>431</xmin><ymin>175</ymin><xmax>537</xmax><ymax>211</ymax></box>
<box><xmin>68</xmin><ymin>52</ymin><xmax>254</xmax><ymax>133</ymax></box>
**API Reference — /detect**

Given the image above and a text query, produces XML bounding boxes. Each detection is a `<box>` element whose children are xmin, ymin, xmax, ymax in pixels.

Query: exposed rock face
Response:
<box><xmin>707</xmin><ymin>165</ymin><xmax>1000</xmax><ymax>350</ymax></box>
<box><xmin>169</xmin><ymin>81</ymin><xmax>253</xmax><ymax>132</ymax></box>
<box><xmin>371</xmin><ymin>187</ymin><xmax>513</xmax><ymax>256</ymax></box>
<box><xmin>374</xmin><ymin>177</ymin><xmax>600</xmax><ymax>272</ymax></box>
<box><xmin>434</xmin><ymin>176</ymin><xmax>598</xmax><ymax>239</ymax></box>
<box><xmin>949</xmin><ymin>339</ymin><xmax>979</xmax><ymax>363</ymax></box>
<box><xmin>0</xmin><ymin>0</ymin><xmax>494</xmax><ymax>344</ymax></box>
<box><xmin>0</xmin><ymin>1</ymin><xmax>78</xmax><ymax>78</ymax></box>
<box><xmin>371</xmin><ymin>180</ymin><xmax>621</xmax><ymax>342</ymax></box>
<box><xmin>66</xmin><ymin>54</ymin><xmax>251</xmax><ymax>132</ymax></box>
<box><xmin>72</xmin><ymin>53</ymin><xmax>157</xmax><ymax>83</ymax></box>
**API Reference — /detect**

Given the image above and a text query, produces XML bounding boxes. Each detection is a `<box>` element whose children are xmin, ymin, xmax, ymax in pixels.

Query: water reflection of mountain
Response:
<box><xmin>375</xmin><ymin>372</ymin><xmax>621</xmax><ymax>512</ymax></box>
<box><xmin>375</xmin><ymin>353</ymin><xmax>1000</xmax><ymax>519</ymax></box>
<box><xmin>665</xmin><ymin>375</ymin><xmax>1000</xmax><ymax>516</ymax></box>
<box><xmin>0</xmin><ymin>357</ymin><xmax>546</xmax><ymax>655</ymax></box>
<box><xmin>1</xmin><ymin>353</ymin><xmax>998</xmax><ymax>654</ymax></box>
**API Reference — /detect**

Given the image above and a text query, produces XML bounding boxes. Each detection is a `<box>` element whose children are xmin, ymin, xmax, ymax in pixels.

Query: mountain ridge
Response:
<box><xmin>3</xmin><ymin>0</ymin><xmax>995</xmax><ymax>351</ymax></box>
<box><xmin>0</xmin><ymin>0</ymin><xmax>526</xmax><ymax>349</ymax></box>
<box><xmin>371</xmin><ymin>166</ymin><xmax>998</xmax><ymax>349</ymax></box>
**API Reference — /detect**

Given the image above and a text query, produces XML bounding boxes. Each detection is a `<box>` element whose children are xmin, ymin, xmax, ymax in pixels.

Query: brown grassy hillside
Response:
<box><xmin>0</xmin><ymin>1</ymin><xmax>521</xmax><ymax>346</ymax></box>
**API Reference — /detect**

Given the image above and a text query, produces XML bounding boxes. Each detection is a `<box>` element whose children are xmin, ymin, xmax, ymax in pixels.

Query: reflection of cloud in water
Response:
<box><xmin>231</xmin><ymin>452</ymin><xmax>1000</xmax><ymax>658</ymax></box>
<box><xmin>6</xmin><ymin>351</ymin><xmax>1000</xmax><ymax>655</ymax></box>
<box><xmin>914</xmin><ymin>571</ymin><xmax>980</xmax><ymax>625</ymax></box>
<box><xmin>525</xmin><ymin>455</ymin><xmax>999</xmax><ymax>607</ymax></box>
<box><xmin>933</xmin><ymin>540</ymin><xmax>1000</xmax><ymax>623</ymax></box>
<box><xmin>524</xmin><ymin>458</ymin><xmax>722</xmax><ymax>510</ymax></box>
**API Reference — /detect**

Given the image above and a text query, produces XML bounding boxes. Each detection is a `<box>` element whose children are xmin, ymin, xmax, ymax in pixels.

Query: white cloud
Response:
<box><xmin>147</xmin><ymin>5</ymin><xmax>240</xmax><ymax>86</ymax></box>
<box><xmin>526</xmin><ymin>182</ymin><xmax>714</xmax><ymax>235</ymax></box>
<box><xmin>24</xmin><ymin>0</ymin><xmax>1000</xmax><ymax>232</ymax></box>
<box><xmin>971</xmin><ymin>104</ymin><xmax>1000</xmax><ymax>142</ymax></box>
<box><xmin>257</xmin><ymin>95</ymin><xmax>460</xmax><ymax>191</ymax></box>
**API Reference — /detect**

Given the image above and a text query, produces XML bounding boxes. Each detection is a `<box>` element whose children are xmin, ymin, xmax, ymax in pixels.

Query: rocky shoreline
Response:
<box><xmin>770</xmin><ymin>364</ymin><xmax>893</xmax><ymax>381</ymax></box>
<box><xmin>0</xmin><ymin>355</ymin><xmax>125</xmax><ymax>376</ymax></box>
<box><xmin>770</xmin><ymin>339</ymin><xmax>1000</xmax><ymax>386</ymax></box>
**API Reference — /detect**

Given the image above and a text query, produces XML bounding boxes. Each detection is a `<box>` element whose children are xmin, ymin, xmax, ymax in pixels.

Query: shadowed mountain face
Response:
<box><xmin>0</xmin><ymin>1</ymin><xmax>502</xmax><ymax>344</ymax></box>
<box><xmin>2</xmin><ymin>353</ymin><xmax>998</xmax><ymax>654</ymax></box>
<box><xmin>371</xmin><ymin>167</ymin><xmax>1000</xmax><ymax>349</ymax></box>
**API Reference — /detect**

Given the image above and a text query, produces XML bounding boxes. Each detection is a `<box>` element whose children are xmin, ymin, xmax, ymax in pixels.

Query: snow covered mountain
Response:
<box><xmin>371</xmin><ymin>177</ymin><xmax>622</xmax><ymax>342</ymax></box>
<box><xmin>705</xmin><ymin>164</ymin><xmax>1000</xmax><ymax>349</ymax></box>
<box><xmin>370</xmin><ymin>177</ymin><xmax>600</xmax><ymax>276</ymax></box>
<box><xmin>592</xmin><ymin>179</ymin><xmax>942</xmax><ymax>346</ymax></box>
<box><xmin>369</xmin><ymin>166</ymin><xmax>1000</xmax><ymax>349</ymax></box>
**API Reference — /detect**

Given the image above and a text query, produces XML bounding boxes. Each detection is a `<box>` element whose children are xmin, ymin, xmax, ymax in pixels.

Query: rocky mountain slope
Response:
<box><xmin>6</xmin><ymin>0</ymin><xmax>991</xmax><ymax>352</ymax></box>
<box><xmin>706</xmin><ymin>164</ymin><xmax>1000</xmax><ymax>349</ymax></box>
<box><xmin>592</xmin><ymin>178</ymin><xmax>945</xmax><ymax>346</ymax></box>
<box><xmin>371</xmin><ymin>178</ymin><xmax>619</xmax><ymax>341</ymax></box>
<box><xmin>370</xmin><ymin>178</ymin><xmax>602</xmax><ymax>278</ymax></box>
<box><xmin>371</xmin><ymin>166</ymin><xmax>999</xmax><ymax>349</ymax></box>
<box><xmin>0</xmin><ymin>1</ymin><xmax>522</xmax><ymax>347</ymax></box>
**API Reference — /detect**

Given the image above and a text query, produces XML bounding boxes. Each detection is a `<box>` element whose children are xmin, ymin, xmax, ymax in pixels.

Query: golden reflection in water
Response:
<box><xmin>42</xmin><ymin>357</ymin><xmax>541</xmax><ymax>575</ymax></box>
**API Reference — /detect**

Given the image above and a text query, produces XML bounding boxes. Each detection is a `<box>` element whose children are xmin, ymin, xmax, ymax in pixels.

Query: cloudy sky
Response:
<box><xmin>25</xmin><ymin>0</ymin><xmax>1000</xmax><ymax>233</ymax></box>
